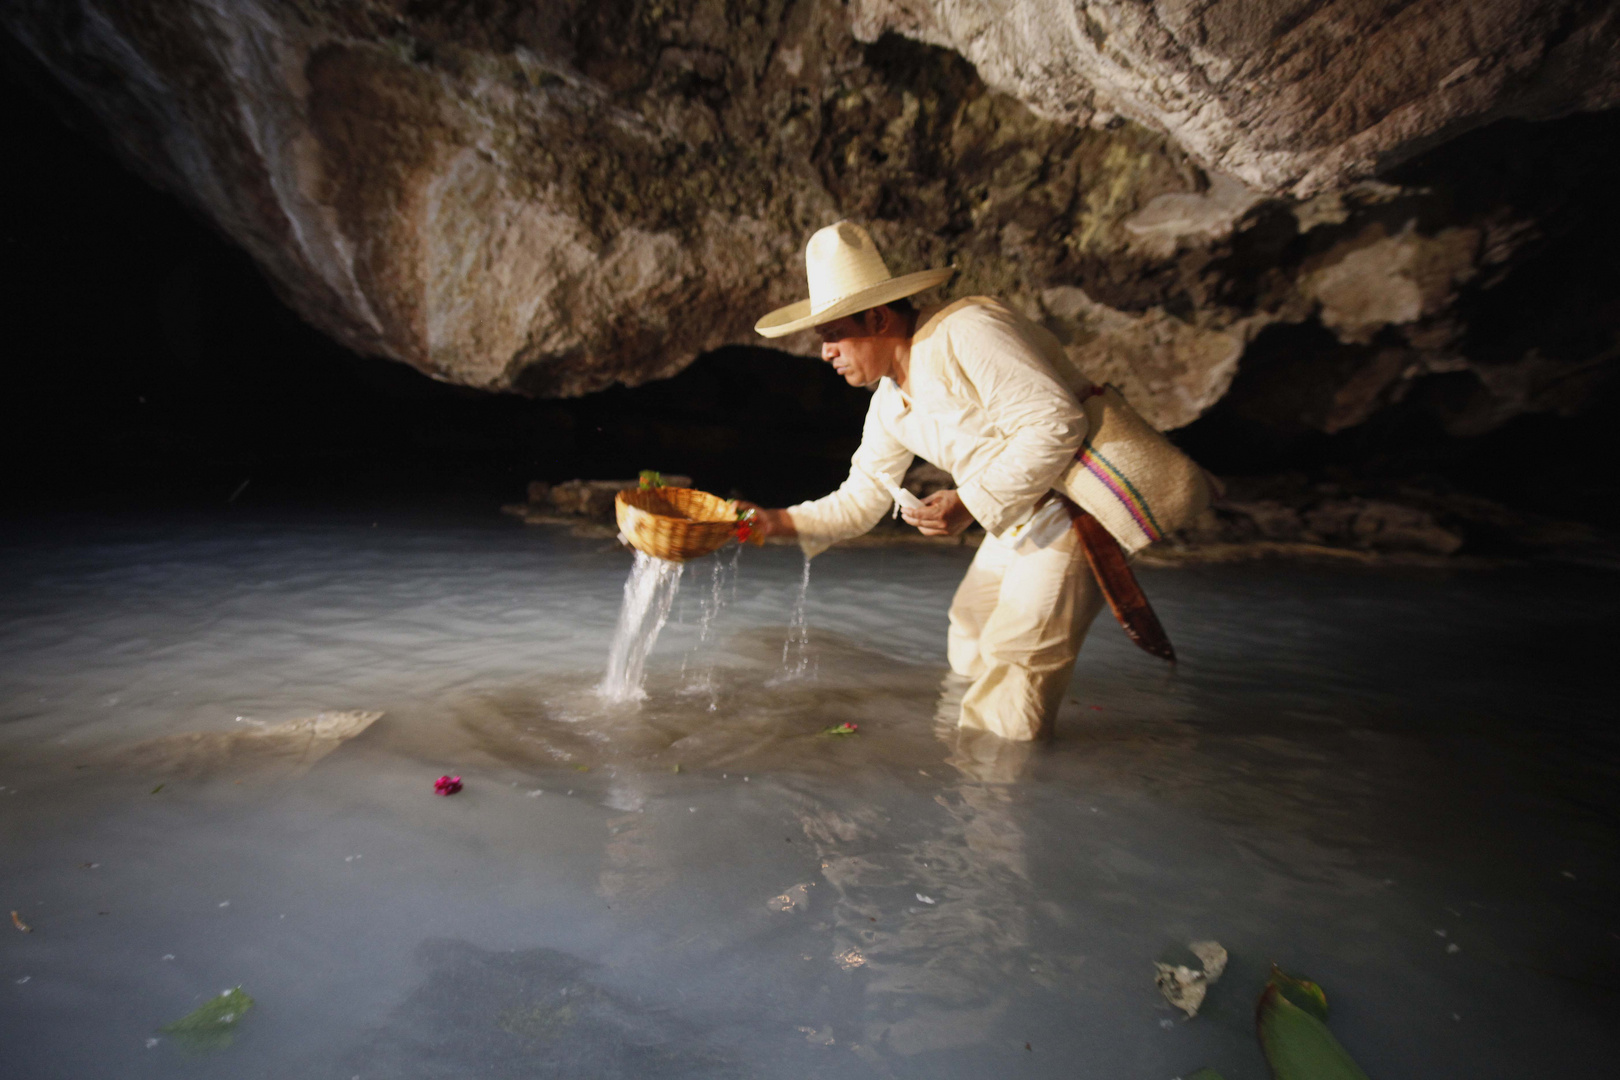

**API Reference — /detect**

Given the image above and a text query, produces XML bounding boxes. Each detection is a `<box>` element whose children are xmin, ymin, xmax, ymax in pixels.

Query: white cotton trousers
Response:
<box><xmin>946</xmin><ymin>521</ymin><xmax>1105</xmax><ymax>741</ymax></box>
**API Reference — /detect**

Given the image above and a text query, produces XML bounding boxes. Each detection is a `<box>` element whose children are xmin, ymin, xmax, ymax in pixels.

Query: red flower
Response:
<box><xmin>434</xmin><ymin>775</ymin><xmax>463</xmax><ymax>796</ymax></box>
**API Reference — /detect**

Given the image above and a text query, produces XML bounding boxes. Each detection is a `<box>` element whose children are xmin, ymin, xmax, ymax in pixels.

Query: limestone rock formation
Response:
<box><xmin>3</xmin><ymin>0</ymin><xmax>1617</xmax><ymax>441</ymax></box>
<box><xmin>851</xmin><ymin>0</ymin><xmax>1620</xmax><ymax>195</ymax></box>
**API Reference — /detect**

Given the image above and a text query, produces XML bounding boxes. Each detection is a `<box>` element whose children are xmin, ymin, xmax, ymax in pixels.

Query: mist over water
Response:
<box><xmin>2</xmin><ymin>508</ymin><xmax>1617</xmax><ymax>1078</ymax></box>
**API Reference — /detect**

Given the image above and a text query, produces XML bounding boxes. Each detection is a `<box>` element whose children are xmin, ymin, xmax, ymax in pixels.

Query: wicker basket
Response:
<box><xmin>615</xmin><ymin>487</ymin><xmax>740</xmax><ymax>562</ymax></box>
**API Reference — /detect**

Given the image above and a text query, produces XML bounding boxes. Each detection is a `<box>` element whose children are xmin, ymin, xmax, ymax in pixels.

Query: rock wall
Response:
<box><xmin>851</xmin><ymin>0</ymin><xmax>1620</xmax><ymax>195</ymax></box>
<box><xmin>3</xmin><ymin>0</ymin><xmax>1617</xmax><ymax>438</ymax></box>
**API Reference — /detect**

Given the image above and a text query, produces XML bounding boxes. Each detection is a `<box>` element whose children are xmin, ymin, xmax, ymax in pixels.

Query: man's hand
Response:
<box><xmin>902</xmin><ymin>489</ymin><xmax>975</xmax><ymax>537</ymax></box>
<box><xmin>733</xmin><ymin>502</ymin><xmax>796</xmax><ymax>539</ymax></box>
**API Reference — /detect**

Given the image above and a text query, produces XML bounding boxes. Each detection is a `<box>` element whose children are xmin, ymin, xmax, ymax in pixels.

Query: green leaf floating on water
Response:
<box><xmin>1266</xmin><ymin>965</ymin><xmax>1329</xmax><ymax>1020</ymax></box>
<box><xmin>161</xmin><ymin>987</ymin><xmax>254</xmax><ymax>1050</ymax></box>
<box><xmin>1257</xmin><ymin>967</ymin><xmax>1369</xmax><ymax>1080</ymax></box>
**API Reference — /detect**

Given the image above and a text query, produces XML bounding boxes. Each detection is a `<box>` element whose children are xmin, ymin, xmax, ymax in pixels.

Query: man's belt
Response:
<box><xmin>1056</xmin><ymin>494</ymin><xmax>1176</xmax><ymax>664</ymax></box>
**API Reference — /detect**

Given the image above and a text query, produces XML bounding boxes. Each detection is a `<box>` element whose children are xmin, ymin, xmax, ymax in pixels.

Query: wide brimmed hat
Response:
<box><xmin>755</xmin><ymin>221</ymin><xmax>953</xmax><ymax>338</ymax></box>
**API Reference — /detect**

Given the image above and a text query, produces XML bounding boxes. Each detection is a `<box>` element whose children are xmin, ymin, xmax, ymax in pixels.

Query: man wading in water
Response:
<box><xmin>743</xmin><ymin>221</ymin><xmax>1133</xmax><ymax>742</ymax></box>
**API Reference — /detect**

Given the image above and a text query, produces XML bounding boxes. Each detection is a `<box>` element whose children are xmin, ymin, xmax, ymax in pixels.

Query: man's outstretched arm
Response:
<box><xmin>741</xmin><ymin>395</ymin><xmax>911</xmax><ymax>556</ymax></box>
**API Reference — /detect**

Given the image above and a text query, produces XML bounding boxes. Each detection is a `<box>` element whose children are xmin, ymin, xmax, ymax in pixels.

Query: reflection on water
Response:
<box><xmin>1</xmin><ymin>511</ymin><xmax>1617</xmax><ymax>1078</ymax></box>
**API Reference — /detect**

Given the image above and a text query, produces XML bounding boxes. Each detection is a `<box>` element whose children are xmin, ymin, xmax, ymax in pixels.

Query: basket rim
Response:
<box><xmin>616</xmin><ymin>486</ymin><xmax>736</xmax><ymax>524</ymax></box>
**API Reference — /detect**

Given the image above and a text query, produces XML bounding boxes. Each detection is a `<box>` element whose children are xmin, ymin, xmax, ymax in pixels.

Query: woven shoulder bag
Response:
<box><xmin>1054</xmin><ymin>385</ymin><xmax>1215</xmax><ymax>553</ymax></box>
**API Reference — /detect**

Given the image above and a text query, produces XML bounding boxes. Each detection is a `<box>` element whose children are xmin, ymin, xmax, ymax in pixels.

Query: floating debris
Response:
<box><xmin>10</xmin><ymin>910</ymin><xmax>30</xmax><ymax>933</ymax></box>
<box><xmin>768</xmin><ymin>884</ymin><xmax>812</xmax><ymax>912</ymax></box>
<box><xmin>1256</xmin><ymin>966</ymin><xmax>1370</xmax><ymax>1080</ymax></box>
<box><xmin>1190</xmin><ymin>941</ymin><xmax>1227</xmax><ymax>980</ymax></box>
<box><xmin>1154</xmin><ymin>940</ymin><xmax>1227</xmax><ymax>1018</ymax></box>
<box><xmin>833</xmin><ymin>948</ymin><xmax>866</xmax><ymax>970</ymax></box>
<box><xmin>160</xmin><ymin>987</ymin><xmax>255</xmax><ymax>1051</ymax></box>
<box><xmin>821</xmin><ymin>722</ymin><xmax>859</xmax><ymax>737</ymax></box>
<box><xmin>434</xmin><ymin>775</ymin><xmax>463</xmax><ymax>796</ymax></box>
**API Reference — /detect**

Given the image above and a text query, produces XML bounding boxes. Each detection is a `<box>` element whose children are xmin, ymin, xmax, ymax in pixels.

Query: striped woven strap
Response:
<box><xmin>1072</xmin><ymin>386</ymin><xmax>1165</xmax><ymax>542</ymax></box>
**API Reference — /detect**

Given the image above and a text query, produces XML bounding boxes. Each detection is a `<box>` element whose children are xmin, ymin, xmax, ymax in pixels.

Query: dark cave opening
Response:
<box><xmin>1175</xmin><ymin>107</ymin><xmax>1620</xmax><ymax>531</ymax></box>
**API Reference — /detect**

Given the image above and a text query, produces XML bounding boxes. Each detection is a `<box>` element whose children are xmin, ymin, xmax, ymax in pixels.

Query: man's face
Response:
<box><xmin>815</xmin><ymin>312</ymin><xmax>889</xmax><ymax>387</ymax></box>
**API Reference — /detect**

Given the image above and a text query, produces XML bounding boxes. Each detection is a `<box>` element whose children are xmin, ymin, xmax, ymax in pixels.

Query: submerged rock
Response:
<box><xmin>1162</xmin><ymin>473</ymin><xmax>1616</xmax><ymax>564</ymax></box>
<box><xmin>1154</xmin><ymin>939</ymin><xmax>1228</xmax><ymax>1018</ymax></box>
<box><xmin>107</xmin><ymin>709</ymin><xmax>383</xmax><ymax>779</ymax></box>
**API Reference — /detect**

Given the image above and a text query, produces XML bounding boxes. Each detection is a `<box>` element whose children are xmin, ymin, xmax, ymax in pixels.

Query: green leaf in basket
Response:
<box><xmin>1256</xmin><ymin>968</ymin><xmax>1370</xmax><ymax>1080</ymax></box>
<box><xmin>639</xmin><ymin>470</ymin><xmax>664</xmax><ymax>490</ymax></box>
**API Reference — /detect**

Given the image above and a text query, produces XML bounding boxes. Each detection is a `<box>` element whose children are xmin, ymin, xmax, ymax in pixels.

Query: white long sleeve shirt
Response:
<box><xmin>786</xmin><ymin>297</ymin><xmax>1091</xmax><ymax>558</ymax></box>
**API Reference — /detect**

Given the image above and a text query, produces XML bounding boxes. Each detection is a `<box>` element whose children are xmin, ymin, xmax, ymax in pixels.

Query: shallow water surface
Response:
<box><xmin>2</xmin><ymin>509</ymin><xmax>1617</xmax><ymax>1078</ymax></box>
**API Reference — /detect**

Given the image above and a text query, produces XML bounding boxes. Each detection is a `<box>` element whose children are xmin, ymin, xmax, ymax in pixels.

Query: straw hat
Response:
<box><xmin>754</xmin><ymin>221</ymin><xmax>953</xmax><ymax>338</ymax></box>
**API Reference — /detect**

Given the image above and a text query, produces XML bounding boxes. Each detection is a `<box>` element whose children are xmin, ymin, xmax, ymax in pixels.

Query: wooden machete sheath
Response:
<box><xmin>1058</xmin><ymin>498</ymin><xmax>1176</xmax><ymax>663</ymax></box>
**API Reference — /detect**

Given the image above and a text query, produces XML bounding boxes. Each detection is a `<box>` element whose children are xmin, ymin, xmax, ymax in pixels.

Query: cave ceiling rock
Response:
<box><xmin>1036</xmin><ymin>285</ymin><xmax>1268</xmax><ymax>431</ymax></box>
<box><xmin>3</xmin><ymin>0</ymin><xmax>1614</xmax><ymax>437</ymax></box>
<box><xmin>1299</xmin><ymin>220</ymin><xmax>1482</xmax><ymax>345</ymax></box>
<box><xmin>1290</xmin><ymin>180</ymin><xmax>1406</xmax><ymax>233</ymax></box>
<box><xmin>850</xmin><ymin>0</ymin><xmax>1620</xmax><ymax>196</ymax></box>
<box><xmin>1121</xmin><ymin>170</ymin><xmax>1267</xmax><ymax>260</ymax></box>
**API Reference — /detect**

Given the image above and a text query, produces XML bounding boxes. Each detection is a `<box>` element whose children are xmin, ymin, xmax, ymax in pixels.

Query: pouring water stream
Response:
<box><xmin>597</xmin><ymin>551</ymin><xmax>685</xmax><ymax>702</ymax></box>
<box><xmin>600</xmin><ymin>544</ymin><xmax>811</xmax><ymax>701</ymax></box>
